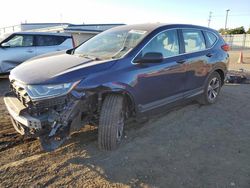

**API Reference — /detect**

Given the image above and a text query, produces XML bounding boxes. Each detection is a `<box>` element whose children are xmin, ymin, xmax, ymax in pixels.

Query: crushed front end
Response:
<box><xmin>4</xmin><ymin>79</ymin><xmax>94</xmax><ymax>151</ymax></box>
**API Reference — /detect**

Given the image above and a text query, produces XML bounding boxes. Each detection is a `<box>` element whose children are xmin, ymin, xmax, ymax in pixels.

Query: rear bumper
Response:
<box><xmin>4</xmin><ymin>92</ymin><xmax>44</xmax><ymax>135</ymax></box>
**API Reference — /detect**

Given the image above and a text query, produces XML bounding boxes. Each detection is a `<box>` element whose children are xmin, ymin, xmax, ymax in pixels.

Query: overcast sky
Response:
<box><xmin>0</xmin><ymin>0</ymin><xmax>250</xmax><ymax>30</ymax></box>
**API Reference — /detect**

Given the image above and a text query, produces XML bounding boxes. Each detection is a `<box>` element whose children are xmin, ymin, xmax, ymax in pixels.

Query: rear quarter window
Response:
<box><xmin>204</xmin><ymin>31</ymin><xmax>217</xmax><ymax>48</ymax></box>
<box><xmin>35</xmin><ymin>35</ymin><xmax>68</xmax><ymax>46</ymax></box>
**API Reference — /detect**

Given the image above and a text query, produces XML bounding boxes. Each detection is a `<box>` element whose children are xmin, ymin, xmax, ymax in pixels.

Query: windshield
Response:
<box><xmin>74</xmin><ymin>29</ymin><xmax>148</xmax><ymax>60</ymax></box>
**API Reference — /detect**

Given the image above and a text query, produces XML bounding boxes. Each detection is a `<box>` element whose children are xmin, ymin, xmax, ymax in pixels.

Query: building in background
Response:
<box><xmin>0</xmin><ymin>23</ymin><xmax>124</xmax><ymax>45</ymax></box>
<box><xmin>64</xmin><ymin>24</ymin><xmax>125</xmax><ymax>46</ymax></box>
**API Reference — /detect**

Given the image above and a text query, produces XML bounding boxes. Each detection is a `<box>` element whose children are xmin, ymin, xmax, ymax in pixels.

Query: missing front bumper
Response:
<box><xmin>4</xmin><ymin>92</ymin><xmax>45</xmax><ymax>135</ymax></box>
<box><xmin>4</xmin><ymin>92</ymin><xmax>84</xmax><ymax>151</ymax></box>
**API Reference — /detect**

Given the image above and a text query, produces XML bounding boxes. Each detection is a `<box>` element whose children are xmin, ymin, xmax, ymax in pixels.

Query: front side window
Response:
<box><xmin>140</xmin><ymin>30</ymin><xmax>180</xmax><ymax>58</ymax></box>
<box><xmin>36</xmin><ymin>36</ymin><xmax>67</xmax><ymax>46</ymax></box>
<box><xmin>74</xmin><ymin>29</ymin><xmax>148</xmax><ymax>60</ymax></box>
<box><xmin>183</xmin><ymin>29</ymin><xmax>206</xmax><ymax>53</ymax></box>
<box><xmin>4</xmin><ymin>35</ymin><xmax>33</xmax><ymax>47</ymax></box>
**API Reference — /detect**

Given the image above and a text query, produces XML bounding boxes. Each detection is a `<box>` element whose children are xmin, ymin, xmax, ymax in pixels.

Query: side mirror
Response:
<box><xmin>1</xmin><ymin>42</ymin><xmax>10</xmax><ymax>48</ymax></box>
<box><xmin>134</xmin><ymin>52</ymin><xmax>163</xmax><ymax>64</ymax></box>
<box><xmin>66</xmin><ymin>48</ymin><xmax>74</xmax><ymax>54</ymax></box>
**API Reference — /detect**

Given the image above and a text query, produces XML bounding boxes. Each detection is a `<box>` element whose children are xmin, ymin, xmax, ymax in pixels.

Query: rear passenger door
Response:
<box><xmin>34</xmin><ymin>35</ymin><xmax>71</xmax><ymax>56</ymax></box>
<box><xmin>180</xmin><ymin>29</ymin><xmax>210</xmax><ymax>96</ymax></box>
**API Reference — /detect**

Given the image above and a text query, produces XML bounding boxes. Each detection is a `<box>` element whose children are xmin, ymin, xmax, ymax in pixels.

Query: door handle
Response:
<box><xmin>26</xmin><ymin>50</ymin><xmax>34</xmax><ymax>53</ymax></box>
<box><xmin>206</xmin><ymin>53</ymin><xmax>213</xmax><ymax>57</ymax></box>
<box><xmin>177</xmin><ymin>59</ymin><xmax>186</xmax><ymax>64</ymax></box>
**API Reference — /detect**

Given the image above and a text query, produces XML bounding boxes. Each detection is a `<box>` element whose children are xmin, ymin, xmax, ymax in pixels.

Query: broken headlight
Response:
<box><xmin>26</xmin><ymin>81</ymin><xmax>79</xmax><ymax>100</ymax></box>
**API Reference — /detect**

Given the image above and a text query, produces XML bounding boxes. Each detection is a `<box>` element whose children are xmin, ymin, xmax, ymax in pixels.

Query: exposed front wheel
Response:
<box><xmin>98</xmin><ymin>94</ymin><xmax>125</xmax><ymax>151</ymax></box>
<box><xmin>198</xmin><ymin>72</ymin><xmax>222</xmax><ymax>105</ymax></box>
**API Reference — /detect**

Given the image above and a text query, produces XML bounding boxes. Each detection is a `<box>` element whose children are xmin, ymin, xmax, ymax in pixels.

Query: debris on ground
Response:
<box><xmin>226</xmin><ymin>69</ymin><xmax>250</xmax><ymax>84</ymax></box>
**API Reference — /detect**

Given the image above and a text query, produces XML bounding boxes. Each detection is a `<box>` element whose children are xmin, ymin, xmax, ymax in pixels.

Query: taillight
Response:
<box><xmin>221</xmin><ymin>44</ymin><xmax>230</xmax><ymax>51</ymax></box>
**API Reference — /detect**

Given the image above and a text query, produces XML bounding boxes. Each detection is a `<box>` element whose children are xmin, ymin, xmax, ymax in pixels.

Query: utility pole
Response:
<box><xmin>208</xmin><ymin>11</ymin><xmax>212</xmax><ymax>27</ymax></box>
<box><xmin>225</xmin><ymin>9</ymin><xmax>230</xmax><ymax>30</ymax></box>
<box><xmin>60</xmin><ymin>13</ymin><xmax>63</xmax><ymax>26</ymax></box>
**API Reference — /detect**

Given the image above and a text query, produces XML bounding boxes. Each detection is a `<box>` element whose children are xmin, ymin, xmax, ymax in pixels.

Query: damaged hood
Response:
<box><xmin>10</xmin><ymin>52</ymin><xmax>116</xmax><ymax>85</ymax></box>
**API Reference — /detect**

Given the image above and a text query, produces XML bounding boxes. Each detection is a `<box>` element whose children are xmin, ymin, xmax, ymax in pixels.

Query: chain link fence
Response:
<box><xmin>222</xmin><ymin>34</ymin><xmax>250</xmax><ymax>50</ymax></box>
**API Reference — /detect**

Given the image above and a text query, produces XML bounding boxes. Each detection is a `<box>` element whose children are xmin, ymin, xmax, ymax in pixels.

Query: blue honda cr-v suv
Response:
<box><xmin>4</xmin><ymin>24</ymin><xmax>229</xmax><ymax>151</ymax></box>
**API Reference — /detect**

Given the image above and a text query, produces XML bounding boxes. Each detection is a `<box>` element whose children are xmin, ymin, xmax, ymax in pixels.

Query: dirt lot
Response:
<box><xmin>1</xmin><ymin>57</ymin><xmax>250</xmax><ymax>187</ymax></box>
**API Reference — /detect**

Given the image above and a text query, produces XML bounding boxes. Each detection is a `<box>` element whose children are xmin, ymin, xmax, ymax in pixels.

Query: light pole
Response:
<box><xmin>208</xmin><ymin>11</ymin><xmax>212</xmax><ymax>27</ymax></box>
<box><xmin>225</xmin><ymin>9</ymin><xmax>230</xmax><ymax>30</ymax></box>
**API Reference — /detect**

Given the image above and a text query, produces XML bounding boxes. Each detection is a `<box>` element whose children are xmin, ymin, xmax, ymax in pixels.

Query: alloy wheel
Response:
<box><xmin>207</xmin><ymin>77</ymin><xmax>220</xmax><ymax>102</ymax></box>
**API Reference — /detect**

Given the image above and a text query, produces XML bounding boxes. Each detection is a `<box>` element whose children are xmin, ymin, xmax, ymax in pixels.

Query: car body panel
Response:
<box><xmin>0</xmin><ymin>46</ymin><xmax>35</xmax><ymax>73</ymax></box>
<box><xmin>10</xmin><ymin>53</ymin><xmax>116</xmax><ymax>84</ymax></box>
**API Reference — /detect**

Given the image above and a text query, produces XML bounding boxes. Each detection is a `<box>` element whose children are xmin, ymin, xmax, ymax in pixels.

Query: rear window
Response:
<box><xmin>205</xmin><ymin>31</ymin><xmax>217</xmax><ymax>48</ymax></box>
<box><xmin>182</xmin><ymin>29</ymin><xmax>206</xmax><ymax>53</ymax></box>
<box><xmin>35</xmin><ymin>35</ymin><xmax>67</xmax><ymax>46</ymax></box>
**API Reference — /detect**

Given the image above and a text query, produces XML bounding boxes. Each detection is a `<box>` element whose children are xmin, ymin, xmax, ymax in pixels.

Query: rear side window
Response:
<box><xmin>204</xmin><ymin>31</ymin><xmax>217</xmax><ymax>48</ymax></box>
<box><xmin>182</xmin><ymin>29</ymin><xmax>206</xmax><ymax>53</ymax></box>
<box><xmin>35</xmin><ymin>35</ymin><xmax>67</xmax><ymax>46</ymax></box>
<box><xmin>140</xmin><ymin>29</ymin><xmax>180</xmax><ymax>58</ymax></box>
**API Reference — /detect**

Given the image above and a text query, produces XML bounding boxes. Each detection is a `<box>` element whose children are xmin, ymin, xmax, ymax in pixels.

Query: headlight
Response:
<box><xmin>26</xmin><ymin>81</ymin><xmax>79</xmax><ymax>100</ymax></box>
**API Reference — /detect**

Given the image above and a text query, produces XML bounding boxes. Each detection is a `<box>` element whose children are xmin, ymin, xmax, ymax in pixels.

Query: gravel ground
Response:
<box><xmin>0</xmin><ymin>74</ymin><xmax>250</xmax><ymax>187</ymax></box>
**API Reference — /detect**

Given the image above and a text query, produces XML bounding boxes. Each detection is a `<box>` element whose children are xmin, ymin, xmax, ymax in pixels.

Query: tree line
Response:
<box><xmin>218</xmin><ymin>26</ymin><xmax>250</xmax><ymax>35</ymax></box>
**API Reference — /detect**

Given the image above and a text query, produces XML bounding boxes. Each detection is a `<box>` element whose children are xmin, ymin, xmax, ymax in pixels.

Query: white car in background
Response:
<box><xmin>0</xmin><ymin>32</ymin><xmax>74</xmax><ymax>74</ymax></box>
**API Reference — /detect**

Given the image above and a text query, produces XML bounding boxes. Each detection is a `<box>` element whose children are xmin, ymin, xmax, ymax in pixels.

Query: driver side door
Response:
<box><xmin>132</xmin><ymin>29</ymin><xmax>187</xmax><ymax>113</ymax></box>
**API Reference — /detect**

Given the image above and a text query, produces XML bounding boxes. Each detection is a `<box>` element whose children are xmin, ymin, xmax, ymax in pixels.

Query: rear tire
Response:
<box><xmin>98</xmin><ymin>94</ymin><xmax>125</xmax><ymax>151</ymax></box>
<box><xmin>198</xmin><ymin>72</ymin><xmax>222</xmax><ymax>105</ymax></box>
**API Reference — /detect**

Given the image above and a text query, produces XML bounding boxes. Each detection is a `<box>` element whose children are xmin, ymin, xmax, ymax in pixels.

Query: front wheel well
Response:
<box><xmin>101</xmin><ymin>91</ymin><xmax>135</xmax><ymax>117</ymax></box>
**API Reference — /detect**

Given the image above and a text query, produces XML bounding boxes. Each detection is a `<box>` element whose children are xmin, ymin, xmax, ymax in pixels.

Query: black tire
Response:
<box><xmin>98</xmin><ymin>94</ymin><xmax>125</xmax><ymax>151</ymax></box>
<box><xmin>198</xmin><ymin>72</ymin><xmax>222</xmax><ymax>105</ymax></box>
